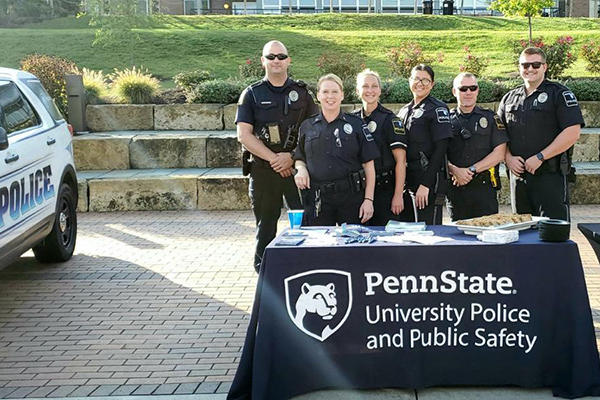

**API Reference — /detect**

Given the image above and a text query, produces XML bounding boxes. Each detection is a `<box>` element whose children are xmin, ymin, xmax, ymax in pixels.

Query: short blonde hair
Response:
<box><xmin>356</xmin><ymin>68</ymin><xmax>381</xmax><ymax>88</ymax></box>
<box><xmin>317</xmin><ymin>73</ymin><xmax>344</xmax><ymax>92</ymax></box>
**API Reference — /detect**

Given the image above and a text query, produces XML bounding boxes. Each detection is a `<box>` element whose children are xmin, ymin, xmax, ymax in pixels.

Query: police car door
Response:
<box><xmin>0</xmin><ymin>79</ymin><xmax>53</xmax><ymax>248</ymax></box>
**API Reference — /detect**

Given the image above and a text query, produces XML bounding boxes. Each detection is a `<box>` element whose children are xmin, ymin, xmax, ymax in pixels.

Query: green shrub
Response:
<box><xmin>20</xmin><ymin>53</ymin><xmax>78</xmax><ymax>117</ymax></box>
<box><xmin>81</xmin><ymin>68</ymin><xmax>107</xmax><ymax>104</ymax></box>
<box><xmin>173</xmin><ymin>70</ymin><xmax>216</xmax><ymax>90</ymax></box>
<box><xmin>317</xmin><ymin>53</ymin><xmax>365</xmax><ymax>81</ymax></box>
<box><xmin>186</xmin><ymin>79</ymin><xmax>249</xmax><ymax>104</ymax></box>
<box><xmin>387</xmin><ymin>42</ymin><xmax>444</xmax><ymax>78</ymax></box>
<box><xmin>459</xmin><ymin>46</ymin><xmax>488</xmax><ymax>78</ymax></box>
<box><xmin>581</xmin><ymin>40</ymin><xmax>600</xmax><ymax>75</ymax></box>
<box><xmin>110</xmin><ymin>66</ymin><xmax>159</xmax><ymax>104</ymax></box>
<box><xmin>239</xmin><ymin>55</ymin><xmax>264</xmax><ymax>79</ymax></box>
<box><xmin>380</xmin><ymin>79</ymin><xmax>412</xmax><ymax>103</ymax></box>
<box><xmin>560</xmin><ymin>79</ymin><xmax>600</xmax><ymax>101</ymax></box>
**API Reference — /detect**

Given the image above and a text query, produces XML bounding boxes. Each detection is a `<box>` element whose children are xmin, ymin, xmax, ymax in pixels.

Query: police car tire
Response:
<box><xmin>33</xmin><ymin>183</ymin><xmax>77</xmax><ymax>263</ymax></box>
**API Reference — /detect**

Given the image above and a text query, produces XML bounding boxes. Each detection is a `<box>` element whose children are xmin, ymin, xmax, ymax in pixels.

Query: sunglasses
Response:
<box><xmin>264</xmin><ymin>53</ymin><xmax>289</xmax><ymax>60</ymax></box>
<box><xmin>520</xmin><ymin>62</ymin><xmax>545</xmax><ymax>70</ymax></box>
<box><xmin>458</xmin><ymin>85</ymin><xmax>478</xmax><ymax>92</ymax></box>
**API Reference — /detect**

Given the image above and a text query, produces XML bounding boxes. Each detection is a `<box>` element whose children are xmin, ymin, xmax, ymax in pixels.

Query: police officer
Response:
<box><xmin>294</xmin><ymin>73</ymin><xmax>379</xmax><ymax>226</ymax></box>
<box><xmin>236</xmin><ymin>40</ymin><xmax>319</xmax><ymax>272</ymax></box>
<box><xmin>447</xmin><ymin>72</ymin><xmax>509</xmax><ymax>221</ymax></box>
<box><xmin>398</xmin><ymin>64</ymin><xmax>453</xmax><ymax>225</ymax></box>
<box><xmin>497</xmin><ymin>47</ymin><xmax>584</xmax><ymax>221</ymax></box>
<box><xmin>352</xmin><ymin>69</ymin><xmax>410</xmax><ymax>226</ymax></box>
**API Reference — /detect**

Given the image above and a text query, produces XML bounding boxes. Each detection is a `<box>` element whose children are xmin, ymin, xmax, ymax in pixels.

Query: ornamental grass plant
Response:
<box><xmin>109</xmin><ymin>66</ymin><xmax>159</xmax><ymax>104</ymax></box>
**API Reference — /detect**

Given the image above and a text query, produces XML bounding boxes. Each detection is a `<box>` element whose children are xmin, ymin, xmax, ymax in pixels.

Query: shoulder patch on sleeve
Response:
<box><xmin>435</xmin><ymin>107</ymin><xmax>450</xmax><ymax>124</ymax></box>
<box><xmin>493</xmin><ymin>115</ymin><xmax>505</xmax><ymax>130</ymax></box>
<box><xmin>392</xmin><ymin>117</ymin><xmax>405</xmax><ymax>135</ymax></box>
<box><xmin>562</xmin><ymin>90</ymin><xmax>579</xmax><ymax>107</ymax></box>
<box><xmin>362</xmin><ymin>125</ymin><xmax>374</xmax><ymax>142</ymax></box>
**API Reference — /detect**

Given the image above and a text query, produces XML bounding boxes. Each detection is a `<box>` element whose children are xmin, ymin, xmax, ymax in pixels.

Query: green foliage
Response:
<box><xmin>109</xmin><ymin>66</ymin><xmax>159</xmax><ymax>104</ymax></box>
<box><xmin>173</xmin><ymin>70</ymin><xmax>216</xmax><ymax>89</ymax></box>
<box><xmin>317</xmin><ymin>53</ymin><xmax>365</xmax><ymax>81</ymax></box>
<box><xmin>186</xmin><ymin>79</ymin><xmax>250</xmax><ymax>104</ymax></box>
<box><xmin>512</xmin><ymin>36</ymin><xmax>577</xmax><ymax>79</ymax></box>
<box><xmin>459</xmin><ymin>46</ymin><xmax>488</xmax><ymax>77</ymax></box>
<box><xmin>561</xmin><ymin>79</ymin><xmax>600</xmax><ymax>101</ymax></box>
<box><xmin>81</xmin><ymin>68</ymin><xmax>108</xmax><ymax>104</ymax></box>
<box><xmin>19</xmin><ymin>53</ymin><xmax>78</xmax><ymax>117</ymax></box>
<box><xmin>489</xmin><ymin>0</ymin><xmax>554</xmax><ymax>42</ymax></box>
<box><xmin>387</xmin><ymin>42</ymin><xmax>444</xmax><ymax>78</ymax></box>
<box><xmin>238</xmin><ymin>55</ymin><xmax>264</xmax><ymax>79</ymax></box>
<box><xmin>581</xmin><ymin>40</ymin><xmax>600</xmax><ymax>75</ymax></box>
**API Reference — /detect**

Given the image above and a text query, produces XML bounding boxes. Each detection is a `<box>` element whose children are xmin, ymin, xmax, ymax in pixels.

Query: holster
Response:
<box><xmin>242</xmin><ymin>149</ymin><xmax>252</xmax><ymax>176</ymax></box>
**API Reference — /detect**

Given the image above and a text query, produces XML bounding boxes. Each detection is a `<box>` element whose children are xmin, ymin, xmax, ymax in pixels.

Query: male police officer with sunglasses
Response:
<box><xmin>497</xmin><ymin>47</ymin><xmax>584</xmax><ymax>221</ymax></box>
<box><xmin>236</xmin><ymin>40</ymin><xmax>318</xmax><ymax>272</ymax></box>
<box><xmin>447</xmin><ymin>72</ymin><xmax>508</xmax><ymax>221</ymax></box>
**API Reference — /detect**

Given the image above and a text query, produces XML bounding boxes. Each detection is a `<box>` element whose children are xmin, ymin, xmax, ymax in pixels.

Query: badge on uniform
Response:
<box><xmin>435</xmin><ymin>107</ymin><xmax>450</xmax><ymax>123</ymax></box>
<box><xmin>367</xmin><ymin>121</ymin><xmax>377</xmax><ymax>133</ymax></box>
<box><xmin>392</xmin><ymin>118</ymin><xmax>405</xmax><ymax>135</ymax></box>
<box><xmin>343</xmin><ymin>123</ymin><xmax>353</xmax><ymax>134</ymax></box>
<box><xmin>289</xmin><ymin>90</ymin><xmax>298</xmax><ymax>102</ymax></box>
<box><xmin>563</xmin><ymin>91</ymin><xmax>579</xmax><ymax>107</ymax></box>
<box><xmin>413</xmin><ymin>109</ymin><xmax>424</xmax><ymax>119</ymax></box>
<box><xmin>267</xmin><ymin>123</ymin><xmax>281</xmax><ymax>144</ymax></box>
<box><xmin>362</xmin><ymin>125</ymin><xmax>374</xmax><ymax>142</ymax></box>
<box><xmin>479</xmin><ymin>116</ymin><xmax>488</xmax><ymax>129</ymax></box>
<box><xmin>494</xmin><ymin>115</ymin><xmax>505</xmax><ymax>130</ymax></box>
<box><xmin>538</xmin><ymin>92</ymin><xmax>548</xmax><ymax>103</ymax></box>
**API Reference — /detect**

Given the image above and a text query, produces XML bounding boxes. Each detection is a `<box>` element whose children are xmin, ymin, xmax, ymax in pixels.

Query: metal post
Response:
<box><xmin>65</xmin><ymin>74</ymin><xmax>87</xmax><ymax>133</ymax></box>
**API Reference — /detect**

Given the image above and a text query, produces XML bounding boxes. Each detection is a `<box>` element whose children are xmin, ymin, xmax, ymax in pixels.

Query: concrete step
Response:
<box><xmin>75</xmin><ymin>163</ymin><xmax>600</xmax><ymax>213</ymax></box>
<box><xmin>73</xmin><ymin>128</ymin><xmax>600</xmax><ymax>172</ymax></box>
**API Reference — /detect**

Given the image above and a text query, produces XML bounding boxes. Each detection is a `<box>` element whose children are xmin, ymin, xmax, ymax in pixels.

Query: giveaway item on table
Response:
<box><xmin>275</xmin><ymin>236</ymin><xmax>305</xmax><ymax>246</ymax></box>
<box><xmin>538</xmin><ymin>219</ymin><xmax>570</xmax><ymax>242</ymax></box>
<box><xmin>477</xmin><ymin>229</ymin><xmax>519</xmax><ymax>244</ymax></box>
<box><xmin>385</xmin><ymin>221</ymin><xmax>427</xmax><ymax>233</ymax></box>
<box><xmin>333</xmin><ymin>223</ymin><xmax>377</xmax><ymax>244</ymax></box>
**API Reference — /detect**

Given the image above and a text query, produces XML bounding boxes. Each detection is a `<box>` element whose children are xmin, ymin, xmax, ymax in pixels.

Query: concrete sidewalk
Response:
<box><xmin>0</xmin><ymin>206</ymin><xmax>599</xmax><ymax>399</ymax></box>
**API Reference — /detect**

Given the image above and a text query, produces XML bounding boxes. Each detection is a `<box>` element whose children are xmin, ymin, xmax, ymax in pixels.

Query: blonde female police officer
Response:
<box><xmin>352</xmin><ymin>69</ymin><xmax>409</xmax><ymax>225</ymax></box>
<box><xmin>294</xmin><ymin>74</ymin><xmax>379</xmax><ymax>226</ymax></box>
<box><xmin>398</xmin><ymin>64</ymin><xmax>453</xmax><ymax>225</ymax></box>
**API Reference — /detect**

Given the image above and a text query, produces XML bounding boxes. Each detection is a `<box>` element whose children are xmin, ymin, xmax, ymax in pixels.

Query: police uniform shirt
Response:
<box><xmin>497</xmin><ymin>79</ymin><xmax>585</xmax><ymax>160</ymax></box>
<box><xmin>448</xmin><ymin>106</ymin><xmax>509</xmax><ymax>168</ymax></box>
<box><xmin>351</xmin><ymin>103</ymin><xmax>408</xmax><ymax>173</ymax></box>
<box><xmin>294</xmin><ymin>112</ymin><xmax>380</xmax><ymax>183</ymax></box>
<box><xmin>235</xmin><ymin>78</ymin><xmax>319</xmax><ymax>154</ymax></box>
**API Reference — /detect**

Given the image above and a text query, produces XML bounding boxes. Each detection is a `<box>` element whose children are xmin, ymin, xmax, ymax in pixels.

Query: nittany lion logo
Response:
<box><xmin>284</xmin><ymin>269</ymin><xmax>352</xmax><ymax>341</ymax></box>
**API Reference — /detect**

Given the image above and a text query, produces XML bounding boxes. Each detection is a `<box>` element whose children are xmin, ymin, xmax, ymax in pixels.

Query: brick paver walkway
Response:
<box><xmin>0</xmin><ymin>206</ymin><xmax>599</xmax><ymax>398</ymax></box>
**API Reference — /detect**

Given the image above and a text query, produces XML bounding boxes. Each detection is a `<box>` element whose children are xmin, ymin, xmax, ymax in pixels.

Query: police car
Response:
<box><xmin>0</xmin><ymin>68</ymin><xmax>77</xmax><ymax>268</ymax></box>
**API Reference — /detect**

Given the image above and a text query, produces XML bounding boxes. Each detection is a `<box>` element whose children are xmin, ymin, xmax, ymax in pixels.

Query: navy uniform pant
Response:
<box><xmin>511</xmin><ymin>171</ymin><xmax>570</xmax><ymax>221</ymax></box>
<box><xmin>249</xmin><ymin>164</ymin><xmax>301</xmax><ymax>272</ymax></box>
<box><xmin>447</xmin><ymin>180</ymin><xmax>498</xmax><ymax>221</ymax></box>
<box><xmin>303</xmin><ymin>190</ymin><xmax>363</xmax><ymax>226</ymax></box>
<box><xmin>372</xmin><ymin>185</ymin><xmax>418</xmax><ymax>225</ymax></box>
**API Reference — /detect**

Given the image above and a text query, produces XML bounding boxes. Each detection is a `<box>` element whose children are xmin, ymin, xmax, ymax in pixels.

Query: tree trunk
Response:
<box><xmin>528</xmin><ymin>14</ymin><xmax>533</xmax><ymax>44</ymax></box>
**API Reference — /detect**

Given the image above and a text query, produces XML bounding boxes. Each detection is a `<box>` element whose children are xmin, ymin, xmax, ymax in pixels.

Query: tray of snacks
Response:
<box><xmin>451</xmin><ymin>213</ymin><xmax>548</xmax><ymax>235</ymax></box>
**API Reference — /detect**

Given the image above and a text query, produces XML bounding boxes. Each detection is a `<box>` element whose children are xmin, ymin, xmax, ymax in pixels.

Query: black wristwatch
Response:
<box><xmin>468</xmin><ymin>166</ymin><xmax>477</xmax><ymax>174</ymax></box>
<box><xmin>536</xmin><ymin>152</ymin><xmax>545</xmax><ymax>161</ymax></box>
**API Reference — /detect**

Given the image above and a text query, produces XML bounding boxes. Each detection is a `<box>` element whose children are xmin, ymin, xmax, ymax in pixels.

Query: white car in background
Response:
<box><xmin>0</xmin><ymin>68</ymin><xmax>78</xmax><ymax>268</ymax></box>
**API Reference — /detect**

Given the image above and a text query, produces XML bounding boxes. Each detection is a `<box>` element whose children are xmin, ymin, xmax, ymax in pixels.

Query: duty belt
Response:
<box><xmin>313</xmin><ymin>177</ymin><xmax>353</xmax><ymax>194</ymax></box>
<box><xmin>376</xmin><ymin>169</ymin><xmax>394</xmax><ymax>187</ymax></box>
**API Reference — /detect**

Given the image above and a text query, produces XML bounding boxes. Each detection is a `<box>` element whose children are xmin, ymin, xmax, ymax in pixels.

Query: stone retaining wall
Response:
<box><xmin>84</xmin><ymin>101</ymin><xmax>600</xmax><ymax>132</ymax></box>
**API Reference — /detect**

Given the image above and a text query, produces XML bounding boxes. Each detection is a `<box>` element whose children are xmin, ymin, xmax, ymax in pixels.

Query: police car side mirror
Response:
<box><xmin>0</xmin><ymin>127</ymin><xmax>8</xmax><ymax>151</ymax></box>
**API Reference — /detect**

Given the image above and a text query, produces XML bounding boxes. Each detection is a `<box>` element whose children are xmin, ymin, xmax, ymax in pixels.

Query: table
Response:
<box><xmin>228</xmin><ymin>226</ymin><xmax>600</xmax><ymax>400</ymax></box>
<box><xmin>578</xmin><ymin>223</ymin><xmax>600</xmax><ymax>263</ymax></box>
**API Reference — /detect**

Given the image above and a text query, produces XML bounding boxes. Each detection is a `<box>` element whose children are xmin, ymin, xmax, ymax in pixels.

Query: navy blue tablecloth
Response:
<box><xmin>228</xmin><ymin>226</ymin><xmax>600</xmax><ymax>399</ymax></box>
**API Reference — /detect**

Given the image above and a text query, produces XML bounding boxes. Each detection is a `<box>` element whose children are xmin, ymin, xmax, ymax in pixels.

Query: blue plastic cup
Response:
<box><xmin>287</xmin><ymin>210</ymin><xmax>304</xmax><ymax>230</ymax></box>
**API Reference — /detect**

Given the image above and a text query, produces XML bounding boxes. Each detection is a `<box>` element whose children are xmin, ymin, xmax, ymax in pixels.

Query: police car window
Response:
<box><xmin>23</xmin><ymin>79</ymin><xmax>64</xmax><ymax>122</ymax></box>
<box><xmin>0</xmin><ymin>81</ymin><xmax>40</xmax><ymax>134</ymax></box>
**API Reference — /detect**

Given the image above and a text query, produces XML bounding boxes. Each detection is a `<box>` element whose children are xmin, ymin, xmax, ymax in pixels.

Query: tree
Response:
<box><xmin>489</xmin><ymin>0</ymin><xmax>554</xmax><ymax>44</ymax></box>
<box><xmin>83</xmin><ymin>0</ymin><xmax>161</xmax><ymax>65</ymax></box>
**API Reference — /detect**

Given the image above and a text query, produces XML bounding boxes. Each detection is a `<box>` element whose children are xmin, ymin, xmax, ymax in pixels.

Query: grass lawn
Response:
<box><xmin>1</xmin><ymin>14</ymin><xmax>599</xmax><ymax>84</ymax></box>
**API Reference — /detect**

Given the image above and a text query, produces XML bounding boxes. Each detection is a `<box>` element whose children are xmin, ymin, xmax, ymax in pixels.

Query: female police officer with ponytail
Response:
<box><xmin>397</xmin><ymin>64</ymin><xmax>453</xmax><ymax>225</ymax></box>
<box><xmin>294</xmin><ymin>73</ymin><xmax>380</xmax><ymax>226</ymax></box>
<box><xmin>353</xmin><ymin>69</ymin><xmax>409</xmax><ymax>225</ymax></box>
